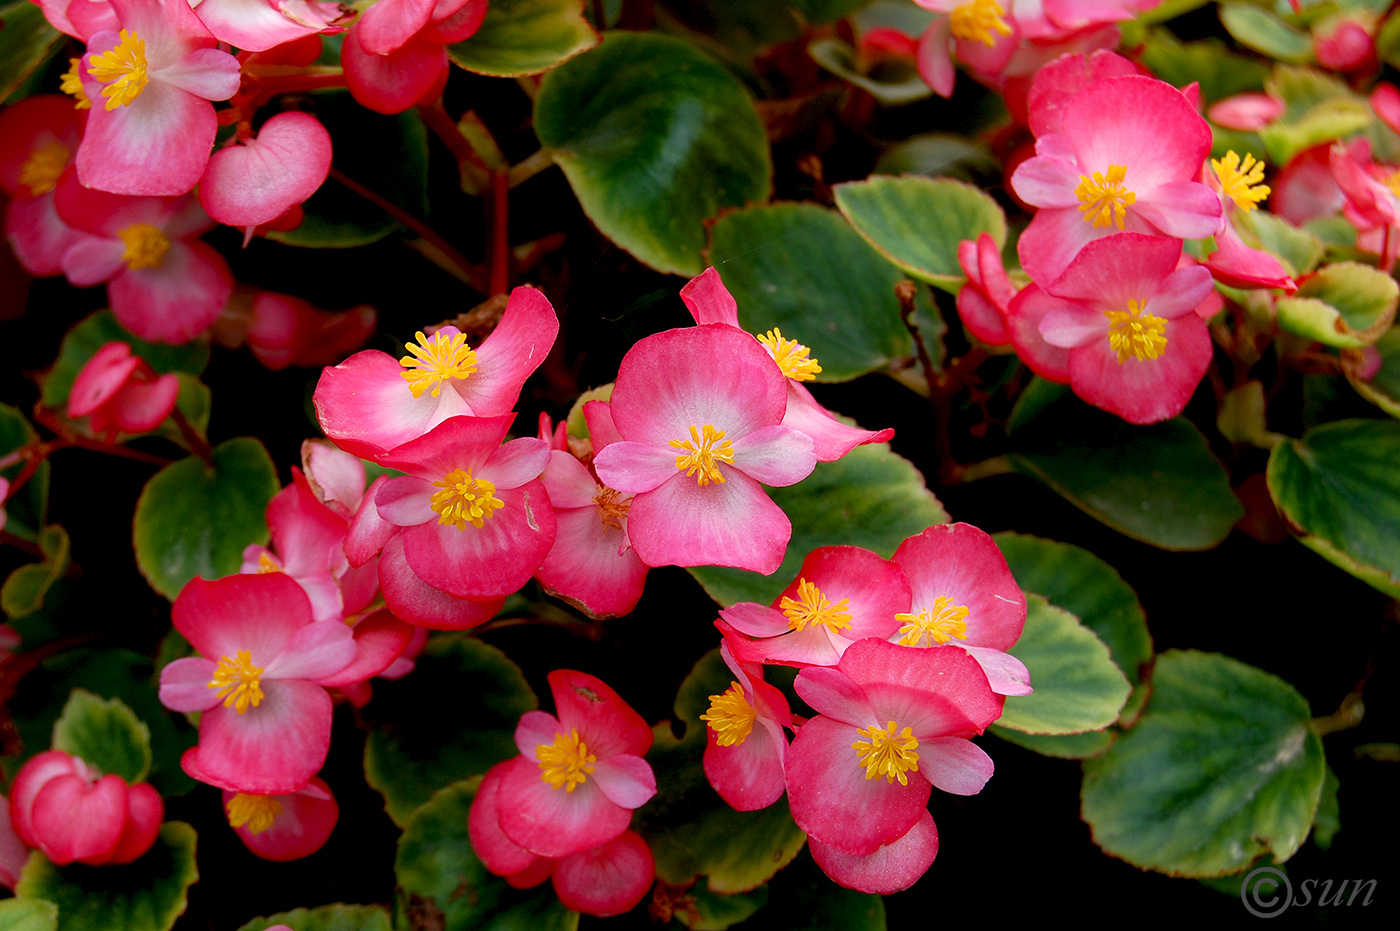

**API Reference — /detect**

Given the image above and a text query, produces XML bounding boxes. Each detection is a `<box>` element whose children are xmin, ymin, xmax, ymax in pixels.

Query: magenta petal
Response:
<box><xmin>535</xmin><ymin>506</ymin><xmax>648</xmax><ymax>620</ymax></box>
<box><xmin>262</xmin><ymin>619</ymin><xmax>356</xmax><ymax>681</ymax></box>
<box><xmin>375</xmin><ymin>475</ymin><xmax>437</xmax><ymax>527</ymax></box>
<box><xmin>482</xmin><ymin>437</ymin><xmax>551</xmax><ymax>491</ymax></box>
<box><xmin>551</xmin><ymin>831</ymin><xmax>655</xmax><ymax>918</ymax></box>
<box><xmin>172</xmin><ymin>573</ymin><xmax>315</xmax><ymax>668</ymax></box>
<box><xmin>495</xmin><ymin>756</ymin><xmax>632</xmax><ymax>859</ymax></box>
<box><xmin>549</xmin><ymin>669</ymin><xmax>653</xmax><ymax>758</ymax></box>
<box><xmin>809</xmin><ymin>809</ymin><xmax>938</xmax><ymax>894</ymax></box>
<box><xmin>459</xmin><ymin>286</ymin><xmax>560</xmax><ymax>416</ymax></box>
<box><xmin>196</xmin><ymin>0</ymin><xmax>334</xmax><ymax>51</ymax></box>
<box><xmin>781</xmin><ymin>382</ymin><xmax>893</xmax><ymax>462</ymax></box>
<box><xmin>892</xmin><ymin>523</ymin><xmax>1026</xmax><ymax>652</ymax></box>
<box><xmin>6</xmin><ymin>194</ymin><xmax>80</xmax><ymax>278</ymax></box>
<box><xmin>105</xmin><ymin>781</ymin><xmax>163</xmax><ymax>865</ymax></box>
<box><xmin>917</xmin><ymin>736</ymin><xmax>994</xmax><ymax>794</ymax></box>
<box><xmin>1010</xmin><ymin>150</ymin><xmax>1083</xmax><ymax>208</ymax></box>
<box><xmin>345</xmin><ymin>477</ymin><xmax>398</xmax><ymax>566</ymax></box>
<box><xmin>155</xmin><ymin>48</ymin><xmax>241</xmax><ymax>100</ymax></box>
<box><xmin>626</xmin><ymin>471</ymin><xmax>790</xmax><ymax>574</ymax></box>
<box><xmin>108</xmin><ymin>239</ymin><xmax>233</xmax><ymax>343</ymax></box>
<box><xmin>469</xmin><ymin>763</ymin><xmax>547</xmax><ymax>876</ymax></box>
<box><xmin>1143</xmin><ymin>265</ymin><xmax>1217</xmax><ymax>320</ymax></box>
<box><xmin>1016</xmin><ymin>206</ymin><xmax>1102</xmax><ymax>286</ymax></box>
<box><xmin>184</xmin><ymin>678</ymin><xmax>332</xmax><ymax>794</ymax></box>
<box><xmin>8</xmin><ymin>751</ymin><xmax>78</xmax><ymax>847</ymax></box>
<box><xmin>702</xmin><ymin>719</ymin><xmax>786</xmax><ymax>811</ymax></box>
<box><xmin>591</xmin><ymin>441</ymin><xmax>683</xmax><ymax>494</ymax></box>
<box><xmin>724</xmin><ymin>622</ymin><xmax>842</xmax><ymax>667</ymax></box>
<box><xmin>793</xmin><ymin>665</ymin><xmax>875</xmax><ymax>726</ymax></box>
<box><xmin>679</xmin><ymin>267</ymin><xmax>740</xmax><ymax>326</ymax></box>
<box><xmin>199</xmin><ymin>112</ymin><xmax>332</xmax><ymax>227</ymax></box>
<box><xmin>774</xmin><ymin>544</ymin><xmax>912</xmax><ymax>641</ymax></box>
<box><xmin>377</xmin><ymin>534</ymin><xmax>504</xmax><ymax>630</ymax></box>
<box><xmin>915</xmin><ymin>19</ymin><xmax>954</xmax><ymax>97</ymax></box>
<box><xmin>315</xmin><ymin>611</ymin><xmax>415</xmax><ymax>687</ymax></box>
<box><xmin>355</xmin><ymin>0</ymin><xmax>436</xmax><ymax>54</ymax></box>
<box><xmin>1062</xmin><ymin>75</ymin><xmax>1212</xmax><ymax>192</ymax></box>
<box><xmin>68</xmin><ymin>342</ymin><xmax>139</xmax><ymax>416</ymax></box>
<box><xmin>314</xmin><ymin>351</ymin><xmax>458</xmax><ymax>459</ymax></box>
<box><xmin>1006</xmin><ymin>286</ymin><xmax>1071</xmax><ymax>381</ymax></box>
<box><xmin>1067</xmin><ymin>312</ymin><xmax>1212</xmax><ymax>424</ymax></box>
<box><xmin>837</xmin><ymin>639</ymin><xmax>1004</xmax><ymax>738</ymax></box>
<box><xmin>1132</xmin><ymin>181</ymin><xmax>1223</xmax><ymax>239</ymax></box>
<box><xmin>114</xmin><ymin>374</ymin><xmax>179</xmax><ymax>432</ymax></box>
<box><xmin>730</xmin><ymin>424</ymin><xmax>815</xmax><ymax>486</ymax></box>
<box><xmin>342</xmin><ymin>28</ymin><xmax>447</xmax><ymax>115</ymax></box>
<box><xmin>159</xmin><ymin>656</ymin><xmax>222</xmax><ymax>712</ymax></box>
<box><xmin>590</xmin><ymin>755</ymin><xmax>656</xmax><ymax>810</ymax></box>
<box><xmin>77</xmin><ymin>79</ymin><xmax>216</xmax><ymax>196</ymax></box>
<box><xmin>31</xmin><ymin>773</ymin><xmax>126</xmax><ymax>865</ymax></box>
<box><xmin>719</xmin><ymin>602</ymin><xmax>791</xmax><ymax>638</ymax></box>
<box><xmin>514</xmin><ymin>711</ymin><xmax>562</xmax><ymax>758</ymax></box>
<box><xmin>227</xmin><ymin>777</ymin><xmax>339</xmax><ymax>862</ymax></box>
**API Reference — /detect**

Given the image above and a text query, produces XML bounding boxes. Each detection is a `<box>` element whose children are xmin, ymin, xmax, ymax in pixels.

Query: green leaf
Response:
<box><xmin>807</xmin><ymin>38</ymin><xmax>931</xmax><ymax>105</ymax></box>
<box><xmin>1344</xmin><ymin>325</ymin><xmax>1400</xmax><ymax>418</ymax></box>
<box><xmin>364</xmin><ymin>636</ymin><xmax>536</xmax><ymax>827</ymax></box>
<box><xmin>1231</xmin><ymin>209</ymin><xmax>1322</xmax><ymax>277</ymax></box>
<box><xmin>1266</xmin><ymin>418</ymin><xmax>1400</xmax><ymax>597</ymax></box>
<box><xmin>1006</xmin><ymin>379</ymin><xmax>1243</xmax><ymax>551</ymax></box>
<box><xmin>1081</xmin><ymin>651</ymin><xmax>1325</xmax><ymax>877</ymax></box>
<box><xmin>1220</xmin><ymin>3</ymin><xmax>1314</xmax><ymax>63</ymax></box>
<box><xmin>395</xmin><ymin>781</ymin><xmax>578</xmax><ymax>931</ymax></box>
<box><xmin>706</xmin><ymin>204</ymin><xmax>915</xmax><ymax>382</ymax></box>
<box><xmin>730</xmin><ymin>852</ymin><xmax>884</xmax><ymax>931</ymax></box>
<box><xmin>873</xmin><ymin>134</ymin><xmax>999</xmax><ymax>184</ymax></box>
<box><xmin>992</xmin><ymin>532</ymin><xmax>1152</xmax><ymax>686</ymax></box>
<box><xmin>636</xmin><ymin>650</ymin><xmax>807</xmax><ymax>893</ymax></box>
<box><xmin>0</xmin><ymin>403</ymin><xmax>49</xmax><ymax>542</ymax></box>
<box><xmin>16</xmin><ymin>822</ymin><xmax>199</xmax><ymax>931</ymax></box>
<box><xmin>132</xmin><ymin>438</ymin><xmax>278</xmax><ymax>601</ymax></box>
<box><xmin>41</xmin><ymin>311</ymin><xmax>210</xmax><ymax>410</ymax></box>
<box><xmin>834</xmin><ymin>175</ymin><xmax>1007</xmax><ymax>293</ymax></box>
<box><xmin>0</xmin><ymin>0</ymin><xmax>62</xmax><ymax>105</ymax></box>
<box><xmin>1257</xmin><ymin>66</ymin><xmax>1370</xmax><ymax>166</ymax></box>
<box><xmin>448</xmin><ymin>0</ymin><xmax>598</xmax><ymax>77</ymax></box>
<box><xmin>153</xmin><ymin>375</ymin><xmax>212</xmax><ymax>452</ymax></box>
<box><xmin>51</xmin><ymin>690</ymin><xmax>152</xmax><ymax>784</ymax></box>
<box><xmin>673</xmin><ymin>885</ymin><xmax>768</xmax><ymax>931</ymax></box>
<box><xmin>1313</xmin><ymin>764</ymin><xmax>1340</xmax><ymax>850</ymax></box>
<box><xmin>0</xmin><ymin>899</ymin><xmax>59</xmax><ymax>931</ymax></box>
<box><xmin>989</xmin><ymin>726</ymin><xmax>1114</xmax><ymax>759</ymax></box>
<box><xmin>1276</xmin><ymin>262</ymin><xmax>1399</xmax><ymax>348</ymax></box>
<box><xmin>688</xmin><ymin>443</ymin><xmax>948</xmax><ymax>606</ymax></box>
<box><xmin>236</xmin><ymin>904</ymin><xmax>393</xmax><ymax>931</ymax></box>
<box><xmin>994</xmin><ymin>597</ymin><xmax>1131</xmax><ymax>736</ymax></box>
<box><xmin>2</xmin><ymin>524</ymin><xmax>70</xmax><ymax>619</ymax></box>
<box><xmin>269</xmin><ymin>93</ymin><xmax>429</xmax><ymax>248</ymax></box>
<box><xmin>534</xmin><ymin>32</ymin><xmax>771</xmax><ymax>276</ymax></box>
<box><xmin>1139</xmin><ymin>31</ymin><xmax>1269</xmax><ymax>104</ymax></box>
<box><xmin>1378</xmin><ymin>3</ymin><xmax>1400</xmax><ymax>68</ymax></box>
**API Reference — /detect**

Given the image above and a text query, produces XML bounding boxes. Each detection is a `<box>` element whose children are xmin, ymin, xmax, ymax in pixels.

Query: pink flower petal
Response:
<box><xmin>377</xmin><ymin>534</ymin><xmax>503</xmax><ymax>629</ymax></box>
<box><xmin>679</xmin><ymin>267</ymin><xmax>740</xmax><ymax>327</ymax></box>
<box><xmin>104</xmin><ymin>781</ymin><xmax>163</xmax><ymax>865</ymax></box>
<box><xmin>172</xmin><ymin>573</ymin><xmax>315</xmax><ymax>668</ymax></box>
<box><xmin>809</xmin><ymin>809</ymin><xmax>938</xmax><ymax>894</ymax></box>
<box><xmin>314</xmin><ymin>610</ymin><xmax>416</xmax><ymax>687</ymax></box>
<box><xmin>495</xmin><ymin>756</ymin><xmax>632</xmax><ymax>859</ymax></box>
<box><xmin>625</xmin><ymin>471</ymin><xmax>791</xmax><ymax>574</ymax></box>
<box><xmin>892</xmin><ymin>523</ymin><xmax>1026</xmax><ymax>653</ymax></box>
<box><xmin>590</xmin><ymin>755</ymin><xmax>656</xmax><ymax>810</ymax></box>
<box><xmin>183</xmin><ymin>678</ymin><xmax>333</xmax><ymax>794</ymax></box>
<box><xmin>549</xmin><ymin>669</ymin><xmax>653</xmax><ymax>759</ymax></box>
<box><xmin>262</xmin><ymin>619</ymin><xmax>357</xmax><ymax>681</ymax></box>
<box><xmin>200</xmin><ymin>112</ymin><xmax>332</xmax><ymax>227</ymax></box>
<box><xmin>702</xmin><ymin>717</ymin><xmax>787</xmax><ymax>811</ymax></box>
<box><xmin>159</xmin><ymin>656</ymin><xmax>222</xmax><ymax>712</ymax></box>
<box><xmin>469</xmin><ymin>762</ymin><xmax>548</xmax><ymax>876</ymax></box>
<box><xmin>458</xmin><ymin>286</ymin><xmax>561</xmax><ymax>416</ymax></box>
<box><xmin>225</xmin><ymin>776</ymin><xmax>339</xmax><ymax>862</ymax></box>
<box><xmin>781</xmin><ymin>381</ymin><xmax>894</xmax><ymax>462</ymax></box>
<box><xmin>551</xmin><ymin>831</ymin><xmax>655</xmax><ymax>918</ymax></box>
<box><xmin>31</xmin><ymin>773</ymin><xmax>127</xmax><ymax>865</ymax></box>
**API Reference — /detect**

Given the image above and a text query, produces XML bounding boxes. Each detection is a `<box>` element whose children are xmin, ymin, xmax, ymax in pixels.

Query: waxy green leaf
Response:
<box><xmin>1344</xmin><ymin>325</ymin><xmax>1400</xmax><ymax>418</ymax></box>
<box><xmin>535</xmin><ymin>32</ymin><xmax>771</xmax><ymax>276</ymax></box>
<box><xmin>1231</xmin><ymin>209</ymin><xmax>1321</xmax><ymax>277</ymax></box>
<box><xmin>0</xmin><ymin>0</ymin><xmax>62</xmax><ymax>105</ymax></box>
<box><xmin>0</xmin><ymin>899</ymin><xmax>58</xmax><ymax>931</ymax></box>
<box><xmin>51</xmin><ymin>690</ymin><xmax>152</xmax><ymax>784</ymax></box>
<box><xmin>808</xmin><ymin>39</ymin><xmax>931</xmax><ymax>105</ymax></box>
<box><xmin>0</xmin><ymin>403</ymin><xmax>49</xmax><ymax>542</ymax></box>
<box><xmin>2</xmin><ymin>525</ymin><xmax>69</xmax><ymax>619</ymax></box>
<box><xmin>237</xmin><ymin>904</ymin><xmax>392</xmax><ymax>931</ymax></box>
<box><xmin>1276</xmin><ymin>262</ymin><xmax>1398</xmax><ymax>348</ymax></box>
<box><xmin>41</xmin><ymin>311</ymin><xmax>210</xmax><ymax>410</ymax></box>
<box><xmin>1082</xmin><ymin>651</ymin><xmax>1325</xmax><ymax>876</ymax></box>
<box><xmin>448</xmin><ymin>0</ymin><xmax>598</xmax><ymax>77</ymax></box>
<box><xmin>1219</xmin><ymin>4</ymin><xmax>1313</xmax><ymax>64</ymax></box>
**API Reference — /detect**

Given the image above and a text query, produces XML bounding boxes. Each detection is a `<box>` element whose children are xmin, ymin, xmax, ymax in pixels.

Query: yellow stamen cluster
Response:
<box><xmin>779</xmin><ymin>578</ymin><xmax>852</xmax><ymax>632</ymax></box>
<box><xmin>949</xmin><ymin>0</ymin><xmax>1012</xmax><ymax>47</ymax></box>
<box><xmin>593</xmin><ymin>486</ymin><xmax>631</xmax><ymax>530</ymax></box>
<box><xmin>430</xmin><ymin>468</ymin><xmax>503</xmax><ymax>530</ymax></box>
<box><xmin>537</xmin><ymin>729</ymin><xmax>596</xmax><ymax>792</ymax></box>
<box><xmin>208</xmin><ymin>650</ymin><xmax>265</xmax><ymax>714</ymax></box>
<box><xmin>853</xmin><ymin>720</ymin><xmax>920</xmax><ymax>785</ymax></box>
<box><xmin>1212</xmin><ymin>150</ymin><xmax>1270</xmax><ymax>212</ymax></box>
<box><xmin>88</xmin><ymin>30</ymin><xmax>149</xmax><ymax>110</ymax></box>
<box><xmin>60</xmin><ymin>58</ymin><xmax>92</xmax><ymax>109</ymax></box>
<box><xmin>399</xmin><ymin>330</ymin><xmax>479</xmax><ymax>398</ymax></box>
<box><xmin>19</xmin><ymin>141</ymin><xmax>70</xmax><ymax>197</ymax></box>
<box><xmin>756</xmin><ymin>328</ymin><xmax>822</xmax><ymax>381</ymax></box>
<box><xmin>1104</xmin><ymin>298</ymin><xmax>1167</xmax><ymax>364</ymax></box>
<box><xmin>118</xmin><ymin>223</ymin><xmax>170</xmax><ymax>271</ymax></box>
<box><xmin>670</xmin><ymin>424</ymin><xmax>733</xmax><ymax>486</ymax></box>
<box><xmin>226</xmin><ymin>793</ymin><xmax>284</xmax><ymax>835</ymax></box>
<box><xmin>1075</xmin><ymin>164</ymin><xmax>1136</xmax><ymax>230</ymax></box>
<box><xmin>255</xmin><ymin>552</ymin><xmax>281</xmax><ymax>574</ymax></box>
<box><xmin>896</xmin><ymin>596</ymin><xmax>970</xmax><ymax>647</ymax></box>
<box><xmin>700</xmin><ymin>681</ymin><xmax>757</xmax><ymax>747</ymax></box>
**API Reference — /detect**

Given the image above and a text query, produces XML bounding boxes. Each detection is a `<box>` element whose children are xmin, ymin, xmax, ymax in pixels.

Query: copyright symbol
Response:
<box><xmin>1241</xmin><ymin>866</ymin><xmax>1292</xmax><ymax>918</ymax></box>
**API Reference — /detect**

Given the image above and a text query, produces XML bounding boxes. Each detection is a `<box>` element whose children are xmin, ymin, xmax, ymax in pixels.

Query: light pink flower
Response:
<box><xmin>191</xmin><ymin>0</ymin><xmax>353</xmax><ymax>53</ymax></box>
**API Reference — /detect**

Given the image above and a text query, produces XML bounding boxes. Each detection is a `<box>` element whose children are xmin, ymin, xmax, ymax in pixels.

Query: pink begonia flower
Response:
<box><xmin>0</xmin><ymin>95</ymin><xmax>85</xmax><ymax>278</ymax></box>
<box><xmin>809</xmin><ymin>808</ymin><xmax>938</xmax><ymax>895</ymax></box>
<box><xmin>784</xmin><ymin>640</ymin><xmax>1001</xmax><ymax>877</ymax></box>
<box><xmin>591</xmin><ymin>324</ymin><xmax>817</xmax><ymax>574</ymax></box>
<box><xmin>191</xmin><ymin>0</ymin><xmax>352</xmax><ymax>53</ymax></box>
<box><xmin>490</xmin><ymin>670</ymin><xmax>655</xmax><ymax>860</ymax></box>
<box><xmin>314</xmin><ymin>285</ymin><xmax>559</xmax><ymax>459</ymax></box>
<box><xmin>1314</xmin><ymin>16</ymin><xmax>1375</xmax><ymax>72</ymax></box>
<box><xmin>1330</xmin><ymin>138</ymin><xmax>1400</xmax><ymax>270</ymax></box>
<box><xmin>1270</xmin><ymin>144</ymin><xmax>1346</xmax><ymax>226</ymax></box>
<box><xmin>159</xmin><ymin>573</ymin><xmax>358</xmax><ymax>794</ymax></box>
<box><xmin>1207</xmin><ymin>93</ymin><xmax>1285</xmax><ymax>132</ymax></box>
<box><xmin>534</xmin><ymin>405</ymin><xmax>647</xmax><ymax>619</ymax></box>
<box><xmin>679</xmin><ymin>268</ymin><xmax>895</xmax><ymax>462</ymax></box>
<box><xmin>199</xmin><ymin>112</ymin><xmax>332</xmax><ymax>231</ymax></box>
<box><xmin>1011</xmin><ymin>74</ymin><xmax>1221</xmax><ymax>286</ymax></box>
<box><xmin>1015</xmin><ymin>233</ymin><xmax>1216</xmax><ymax>425</ymax></box>
<box><xmin>342</xmin><ymin>0</ymin><xmax>489</xmax><ymax>114</ymax></box>
<box><xmin>1024</xmin><ymin>49</ymin><xmax>1140</xmax><ymax>140</ymax></box>
<box><xmin>221</xmin><ymin>775</ymin><xmax>338</xmax><ymax>861</ymax></box>
<box><xmin>213</xmin><ymin>290</ymin><xmax>377</xmax><ymax>371</ymax></box>
<box><xmin>0</xmin><ymin>794</ymin><xmax>28</xmax><ymax>889</ymax></box>
<box><xmin>55</xmin><ymin>170</ymin><xmax>233</xmax><ymax>343</ymax></box>
<box><xmin>1371</xmin><ymin>83</ymin><xmax>1400</xmax><ymax>136</ymax></box>
<box><xmin>67</xmin><ymin>341</ymin><xmax>180</xmax><ymax>437</ymax></box>
<box><xmin>891</xmin><ymin>523</ymin><xmax>1031</xmax><ymax>696</ymax></box>
<box><xmin>8</xmin><ymin>750</ymin><xmax>163</xmax><ymax>867</ymax></box>
<box><xmin>75</xmin><ymin>0</ymin><xmax>242</xmax><ymax>196</ymax></box>
<box><xmin>697</xmin><ymin>642</ymin><xmax>794</xmax><ymax>811</ymax></box>
<box><xmin>717</xmin><ymin>545</ymin><xmax>909</xmax><ymax>669</ymax></box>
<box><xmin>1202</xmin><ymin>151</ymin><xmax>1297</xmax><ymax>293</ymax></box>
<box><xmin>955</xmin><ymin>232</ymin><xmax>1017</xmax><ymax>347</ymax></box>
<box><xmin>910</xmin><ymin>1</ymin><xmax>1019</xmax><ymax>98</ymax></box>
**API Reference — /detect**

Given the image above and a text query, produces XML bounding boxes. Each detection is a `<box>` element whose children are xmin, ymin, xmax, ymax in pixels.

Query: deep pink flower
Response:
<box><xmin>221</xmin><ymin>775</ymin><xmax>338</xmax><ymax>861</ymax></box>
<box><xmin>199</xmin><ymin>112</ymin><xmax>332</xmax><ymax>230</ymax></box>
<box><xmin>1207</xmin><ymin>93</ymin><xmax>1284</xmax><ymax>132</ymax></box>
<box><xmin>1330</xmin><ymin>138</ymin><xmax>1400</xmax><ymax>270</ymax></box>
<box><xmin>342</xmin><ymin>0</ymin><xmax>489</xmax><ymax>114</ymax></box>
<box><xmin>214</xmin><ymin>290</ymin><xmax>377</xmax><ymax>371</ymax></box>
<box><xmin>955</xmin><ymin>232</ymin><xmax>1018</xmax><ymax>347</ymax></box>
<box><xmin>0</xmin><ymin>794</ymin><xmax>26</xmax><ymax>889</ymax></box>
<box><xmin>697</xmin><ymin>642</ymin><xmax>794</xmax><ymax>812</ymax></box>
<box><xmin>9</xmin><ymin>750</ymin><xmax>163</xmax><ymax>867</ymax></box>
<box><xmin>192</xmin><ymin>0</ymin><xmax>353</xmax><ymax>53</ymax></box>
<box><xmin>1202</xmin><ymin>151</ymin><xmax>1296</xmax><ymax>293</ymax></box>
<box><xmin>0</xmin><ymin>95</ymin><xmax>85</xmax><ymax>278</ymax></box>
<box><xmin>1271</xmin><ymin>144</ymin><xmax>1345</xmax><ymax>226</ymax></box>
<box><xmin>67</xmin><ymin>341</ymin><xmax>180</xmax><ymax>437</ymax></box>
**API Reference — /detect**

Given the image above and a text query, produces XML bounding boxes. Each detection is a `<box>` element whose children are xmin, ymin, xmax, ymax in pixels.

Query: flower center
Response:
<box><xmin>896</xmin><ymin>595</ymin><xmax>970</xmax><ymax>646</ymax></box>
<box><xmin>207</xmin><ymin>649</ymin><xmax>265</xmax><ymax>714</ymax></box>
<box><xmin>88</xmin><ymin>30</ymin><xmax>149</xmax><ymax>110</ymax></box>
<box><xmin>670</xmin><ymin>424</ymin><xmax>733</xmax><ymax>486</ymax></box>
<box><xmin>593</xmin><ymin>486</ymin><xmax>631</xmax><ymax>530</ymax></box>
<box><xmin>399</xmin><ymin>330</ymin><xmax>478</xmax><ymax>399</ymax></box>
<box><xmin>226</xmin><ymin>793</ymin><xmax>283</xmax><ymax>835</ymax></box>
<box><xmin>853</xmin><ymin>720</ymin><xmax>920</xmax><ymax>785</ymax></box>
<box><xmin>756</xmin><ymin>328</ymin><xmax>822</xmax><ymax>381</ymax></box>
<box><xmin>1075</xmin><ymin>164</ymin><xmax>1136</xmax><ymax>230</ymax></box>
<box><xmin>254</xmin><ymin>551</ymin><xmax>281</xmax><ymax>573</ymax></box>
<box><xmin>700</xmin><ymin>681</ymin><xmax>756</xmax><ymax>747</ymax></box>
<box><xmin>118</xmin><ymin>224</ymin><xmax>170</xmax><ymax>270</ymax></box>
<box><xmin>779</xmin><ymin>578</ymin><xmax>852</xmax><ymax>632</ymax></box>
<box><xmin>18</xmin><ymin>141</ymin><xmax>69</xmax><ymax>197</ymax></box>
<box><xmin>1104</xmin><ymin>298</ymin><xmax>1167</xmax><ymax>364</ymax></box>
<box><xmin>60</xmin><ymin>57</ymin><xmax>92</xmax><ymax>110</ymax></box>
<box><xmin>537</xmin><ymin>728</ymin><xmax>596</xmax><ymax>792</ymax></box>
<box><xmin>1213</xmin><ymin>150</ymin><xmax>1269</xmax><ymax>212</ymax></box>
<box><xmin>430</xmin><ymin>468</ymin><xmax>503</xmax><ymax>530</ymax></box>
<box><xmin>949</xmin><ymin>0</ymin><xmax>1012</xmax><ymax>46</ymax></box>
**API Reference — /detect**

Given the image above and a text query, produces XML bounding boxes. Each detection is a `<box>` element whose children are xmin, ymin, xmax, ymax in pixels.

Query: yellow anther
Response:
<box><xmin>254</xmin><ymin>552</ymin><xmax>281</xmax><ymax>574</ymax></box>
<box><xmin>853</xmin><ymin>720</ymin><xmax>920</xmax><ymax>785</ymax></box>
<box><xmin>1104</xmin><ymin>298</ymin><xmax>1168</xmax><ymax>364</ymax></box>
<box><xmin>399</xmin><ymin>330</ymin><xmax>478</xmax><ymax>398</ymax></box>
<box><xmin>1212</xmin><ymin>150</ymin><xmax>1270</xmax><ymax>212</ymax></box>
<box><xmin>537</xmin><ymin>729</ymin><xmax>596</xmax><ymax>792</ymax></box>
<box><xmin>896</xmin><ymin>595</ymin><xmax>970</xmax><ymax>647</ymax></box>
<box><xmin>430</xmin><ymin>468</ymin><xmax>503</xmax><ymax>530</ymax></box>
<box><xmin>60</xmin><ymin>58</ymin><xmax>92</xmax><ymax>110</ymax></box>
<box><xmin>226</xmin><ymin>793</ymin><xmax>284</xmax><ymax>834</ymax></box>
<box><xmin>756</xmin><ymin>328</ymin><xmax>822</xmax><ymax>381</ymax></box>
<box><xmin>87</xmin><ymin>30</ymin><xmax>149</xmax><ymax>110</ymax></box>
<box><xmin>207</xmin><ymin>650</ymin><xmax>266</xmax><ymax>714</ymax></box>
<box><xmin>18</xmin><ymin>140</ymin><xmax>69</xmax><ymax>196</ymax></box>
<box><xmin>118</xmin><ymin>224</ymin><xmax>170</xmax><ymax>271</ymax></box>
<box><xmin>949</xmin><ymin>0</ymin><xmax>1012</xmax><ymax>46</ymax></box>
<box><xmin>1075</xmin><ymin>164</ymin><xmax>1136</xmax><ymax>230</ymax></box>
<box><xmin>593</xmin><ymin>486</ymin><xmax>631</xmax><ymax>530</ymax></box>
<box><xmin>700</xmin><ymin>681</ymin><xmax>757</xmax><ymax>747</ymax></box>
<box><xmin>779</xmin><ymin>578</ymin><xmax>852</xmax><ymax>632</ymax></box>
<box><xmin>670</xmin><ymin>424</ymin><xmax>734</xmax><ymax>486</ymax></box>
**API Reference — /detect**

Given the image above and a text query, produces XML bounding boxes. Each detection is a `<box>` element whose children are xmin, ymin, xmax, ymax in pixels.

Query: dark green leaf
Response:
<box><xmin>873</xmin><ymin>134</ymin><xmax>999</xmax><ymax>184</ymax></box>
<box><xmin>730</xmin><ymin>851</ymin><xmax>884</xmax><ymax>931</ymax></box>
<box><xmin>448</xmin><ymin>0</ymin><xmax>598</xmax><ymax>77</ymax></box>
<box><xmin>1140</xmin><ymin>31</ymin><xmax>1268</xmax><ymax>104</ymax></box>
<box><xmin>989</xmin><ymin>726</ymin><xmax>1114</xmax><ymax>759</ymax></box>
<box><xmin>792</xmin><ymin>0</ymin><xmax>871</xmax><ymax>23</ymax></box>
<box><xmin>1313</xmin><ymin>764</ymin><xmax>1340</xmax><ymax>850</ymax></box>
<box><xmin>1344</xmin><ymin>325</ymin><xmax>1400</xmax><ymax>418</ymax></box>
<box><xmin>236</xmin><ymin>904</ymin><xmax>392</xmax><ymax>931</ymax></box>
<box><xmin>807</xmin><ymin>39</ymin><xmax>931</xmax><ymax>105</ymax></box>
<box><xmin>0</xmin><ymin>0</ymin><xmax>62</xmax><ymax>105</ymax></box>
<box><xmin>0</xmin><ymin>403</ymin><xmax>48</xmax><ymax>542</ymax></box>
<box><xmin>1219</xmin><ymin>3</ymin><xmax>1314</xmax><ymax>63</ymax></box>
<box><xmin>673</xmin><ymin>885</ymin><xmax>767</xmax><ymax>930</ymax></box>
<box><xmin>41</xmin><ymin>311</ymin><xmax>210</xmax><ymax>410</ymax></box>
<box><xmin>0</xmin><ymin>899</ymin><xmax>59</xmax><ymax>931</ymax></box>
<box><xmin>2</xmin><ymin>525</ymin><xmax>69</xmax><ymax>619</ymax></box>
<box><xmin>51</xmin><ymin>690</ymin><xmax>152</xmax><ymax>784</ymax></box>
<box><xmin>1276</xmin><ymin>262</ymin><xmax>1398</xmax><ymax>348</ymax></box>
